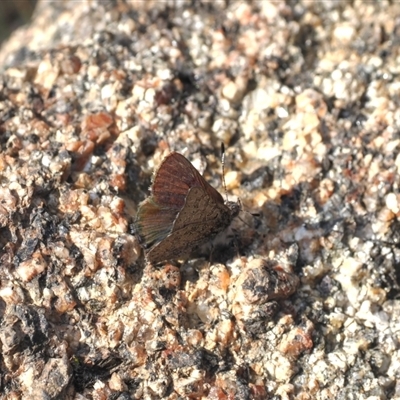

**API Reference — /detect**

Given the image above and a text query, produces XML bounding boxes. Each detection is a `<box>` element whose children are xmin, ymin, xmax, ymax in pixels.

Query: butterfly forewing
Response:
<box><xmin>152</xmin><ymin>153</ymin><xmax>225</xmax><ymax>208</ymax></box>
<box><xmin>136</xmin><ymin>154</ymin><xmax>191</xmax><ymax>248</ymax></box>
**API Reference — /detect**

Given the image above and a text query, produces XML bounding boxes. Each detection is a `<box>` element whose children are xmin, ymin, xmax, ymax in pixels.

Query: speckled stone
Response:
<box><xmin>0</xmin><ymin>0</ymin><xmax>399</xmax><ymax>399</ymax></box>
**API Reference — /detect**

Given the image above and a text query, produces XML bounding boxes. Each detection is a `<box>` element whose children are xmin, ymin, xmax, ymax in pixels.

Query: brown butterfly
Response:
<box><xmin>135</xmin><ymin>152</ymin><xmax>240</xmax><ymax>264</ymax></box>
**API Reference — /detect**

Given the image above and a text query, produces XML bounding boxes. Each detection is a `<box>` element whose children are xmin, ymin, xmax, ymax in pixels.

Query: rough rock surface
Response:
<box><xmin>0</xmin><ymin>1</ymin><xmax>399</xmax><ymax>399</ymax></box>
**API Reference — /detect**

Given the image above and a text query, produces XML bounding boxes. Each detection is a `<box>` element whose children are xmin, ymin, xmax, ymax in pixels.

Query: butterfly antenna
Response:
<box><xmin>221</xmin><ymin>142</ymin><xmax>229</xmax><ymax>202</ymax></box>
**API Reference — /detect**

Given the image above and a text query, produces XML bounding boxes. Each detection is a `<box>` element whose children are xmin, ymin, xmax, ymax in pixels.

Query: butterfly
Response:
<box><xmin>135</xmin><ymin>152</ymin><xmax>240</xmax><ymax>264</ymax></box>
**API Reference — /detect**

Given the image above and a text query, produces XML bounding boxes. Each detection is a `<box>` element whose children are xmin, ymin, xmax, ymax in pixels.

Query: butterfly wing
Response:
<box><xmin>151</xmin><ymin>152</ymin><xmax>225</xmax><ymax>209</ymax></box>
<box><xmin>146</xmin><ymin>186</ymin><xmax>233</xmax><ymax>264</ymax></box>
<box><xmin>136</xmin><ymin>152</ymin><xmax>226</xmax><ymax>251</ymax></box>
<box><xmin>135</xmin><ymin>198</ymin><xmax>177</xmax><ymax>248</ymax></box>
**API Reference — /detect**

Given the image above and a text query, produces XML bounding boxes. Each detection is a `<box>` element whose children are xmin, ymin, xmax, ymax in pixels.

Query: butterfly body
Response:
<box><xmin>136</xmin><ymin>152</ymin><xmax>240</xmax><ymax>264</ymax></box>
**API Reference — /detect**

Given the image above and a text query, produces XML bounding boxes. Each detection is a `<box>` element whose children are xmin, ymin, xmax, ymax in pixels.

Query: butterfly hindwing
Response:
<box><xmin>135</xmin><ymin>197</ymin><xmax>178</xmax><ymax>248</ymax></box>
<box><xmin>146</xmin><ymin>187</ymin><xmax>232</xmax><ymax>263</ymax></box>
